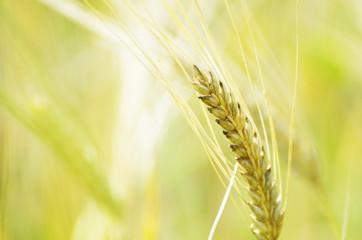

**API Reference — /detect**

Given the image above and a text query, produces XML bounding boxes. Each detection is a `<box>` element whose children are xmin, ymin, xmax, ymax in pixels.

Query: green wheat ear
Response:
<box><xmin>192</xmin><ymin>65</ymin><xmax>284</xmax><ymax>240</ymax></box>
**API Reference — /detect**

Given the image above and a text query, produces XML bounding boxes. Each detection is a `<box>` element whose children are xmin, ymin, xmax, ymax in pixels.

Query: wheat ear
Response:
<box><xmin>192</xmin><ymin>66</ymin><xmax>284</xmax><ymax>240</ymax></box>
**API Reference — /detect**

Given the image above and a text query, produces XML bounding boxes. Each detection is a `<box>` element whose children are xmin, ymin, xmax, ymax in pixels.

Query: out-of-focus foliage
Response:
<box><xmin>0</xmin><ymin>1</ymin><xmax>122</xmax><ymax>239</ymax></box>
<box><xmin>0</xmin><ymin>0</ymin><xmax>362</xmax><ymax>240</ymax></box>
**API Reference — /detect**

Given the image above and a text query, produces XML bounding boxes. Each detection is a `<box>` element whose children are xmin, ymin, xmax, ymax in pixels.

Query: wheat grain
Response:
<box><xmin>192</xmin><ymin>65</ymin><xmax>284</xmax><ymax>240</ymax></box>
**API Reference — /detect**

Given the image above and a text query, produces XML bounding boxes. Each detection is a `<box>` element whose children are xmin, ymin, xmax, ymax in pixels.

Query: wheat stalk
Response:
<box><xmin>192</xmin><ymin>65</ymin><xmax>284</xmax><ymax>240</ymax></box>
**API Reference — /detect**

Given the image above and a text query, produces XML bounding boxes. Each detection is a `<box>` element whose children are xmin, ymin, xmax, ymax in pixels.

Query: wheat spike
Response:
<box><xmin>192</xmin><ymin>65</ymin><xmax>284</xmax><ymax>240</ymax></box>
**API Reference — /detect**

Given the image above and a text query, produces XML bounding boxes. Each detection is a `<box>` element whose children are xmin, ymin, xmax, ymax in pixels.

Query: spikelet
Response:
<box><xmin>192</xmin><ymin>66</ymin><xmax>284</xmax><ymax>240</ymax></box>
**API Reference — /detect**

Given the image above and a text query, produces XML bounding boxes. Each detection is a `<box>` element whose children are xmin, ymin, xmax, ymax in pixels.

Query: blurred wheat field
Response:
<box><xmin>0</xmin><ymin>0</ymin><xmax>362</xmax><ymax>239</ymax></box>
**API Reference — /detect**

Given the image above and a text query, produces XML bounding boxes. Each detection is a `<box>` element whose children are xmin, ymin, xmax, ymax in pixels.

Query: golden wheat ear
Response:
<box><xmin>192</xmin><ymin>65</ymin><xmax>284</xmax><ymax>240</ymax></box>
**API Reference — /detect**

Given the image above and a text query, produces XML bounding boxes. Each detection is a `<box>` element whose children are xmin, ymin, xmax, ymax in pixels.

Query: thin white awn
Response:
<box><xmin>208</xmin><ymin>163</ymin><xmax>239</xmax><ymax>240</ymax></box>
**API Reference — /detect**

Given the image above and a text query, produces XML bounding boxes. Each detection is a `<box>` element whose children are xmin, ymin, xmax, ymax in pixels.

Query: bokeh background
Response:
<box><xmin>0</xmin><ymin>0</ymin><xmax>361</xmax><ymax>239</ymax></box>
